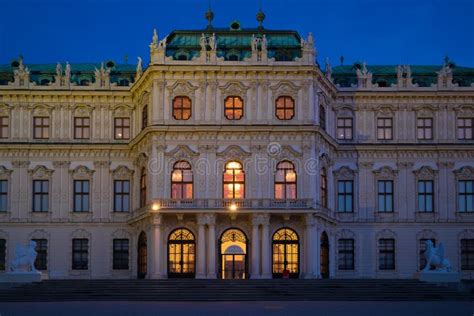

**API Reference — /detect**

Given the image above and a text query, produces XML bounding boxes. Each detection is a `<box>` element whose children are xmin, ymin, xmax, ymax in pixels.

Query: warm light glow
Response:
<box><xmin>171</xmin><ymin>171</ymin><xmax>182</xmax><ymax>182</ymax></box>
<box><xmin>285</xmin><ymin>171</ymin><xmax>296</xmax><ymax>182</ymax></box>
<box><xmin>227</xmin><ymin>161</ymin><xmax>241</xmax><ymax>169</ymax></box>
<box><xmin>151</xmin><ymin>203</ymin><xmax>160</xmax><ymax>211</ymax></box>
<box><xmin>229</xmin><ymin>203</ymin><xmax>238</xmax><ymax>211</ymax></box>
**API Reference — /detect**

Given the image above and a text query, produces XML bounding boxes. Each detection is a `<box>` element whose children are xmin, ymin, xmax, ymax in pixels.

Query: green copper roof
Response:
<box><xmin>332</xmin><ymin>64</ymin><xmax>474</xmax><ymax>87</ymax></box>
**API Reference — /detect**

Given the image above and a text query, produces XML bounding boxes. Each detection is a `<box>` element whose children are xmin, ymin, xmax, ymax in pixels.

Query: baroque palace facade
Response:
<box><xmin>0</xmin><ymin>14</ymin><xmax>473</xmax><ymax>281</ymax></box>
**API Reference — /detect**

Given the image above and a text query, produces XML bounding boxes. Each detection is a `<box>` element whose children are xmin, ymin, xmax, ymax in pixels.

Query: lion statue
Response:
<box><xmin>423</xmin><ymin>240</ymin><xmax>451</xmax><ymax>272</ymax></box>
<box><xmin>9</xmin><ymin>240</ymin><xmax>38</xmax><ymax>273</ymax></box>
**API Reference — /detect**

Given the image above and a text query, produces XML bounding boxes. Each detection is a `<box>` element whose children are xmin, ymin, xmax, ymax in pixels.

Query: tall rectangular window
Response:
<box><xmin>320</xmin><ymin>169</ymin><xmax>328</xmax><ymax>208</ymax></box>
<box><xmin>417</xmin><ymin>118</ymin><xmax>433</xmax><ymax>140</ymax></box>
<box><xmin>114</xmin><ymin>118</ymin><xmax>130</xmax><ymax>140</ymax></box>
<box><xmin>461</xmin><ymin>239</ymin><xmax>474</xmax><ymax>270</ymax></box>
<box><xmin>337</xmin><ymin>180</ymin><xmax>353</xmax><ymax>212</ymax></box>
<box><xmin>457</xmin><ymin>118</ymin><xmax>473</xmax><ymax>140</ymax></box>
<box><xmin>74</xmin><ymin>117</ymin><xmax>90</xmax><ymax>139</ymax></box>
<box><xmin>418</xmin><ymin>180</ymin><xmax>434</xmax><ymax>212</ymax></box>
<box><xmin>33</xmin><ymin>117</ymin><xmax>49</xmax><ymax>139</ymax></box>
<box><xmin>32</xmin><ymin>239</ymin><xmax>47</xmax><ymax>270</ymax></box>
<box><xmin>419</xmin><ymin>239</ymin><xmax>435</xmax><ymax>270</ymax></box>
<box><xmin>0</xmin><ymin>180</ymin><xmax>7</xmax><ymax>212</ymax></box>
<box><xmin>73</xmin><ymin>180</ymin><xmax>90</xmax><ymax>212</ymax></box>
<box><xmin>0</xmin><ymin>116</ymin><xmax>8</xmax><ymax>138</ymax></box>
<box><xmin>338</xmin><ymin>239</ymin><xmax>354</xmax><ymax>270</ymax></box>
<box><xmin>72</xmin><ymin>239</ymin><xmax>88</xmax><ymax>270</ymax></box>
<box><xmin>378</xmin><ymin>238</ymin><xmax>395</xmax><ymax>270</ymax></box>
<box><xmin>319</xmin><ymin>105</ymin><xmax>326</xmax><ymax>131</ymax></box>
<box><xmin>458</xmin><ymin>180</ymin><xmax>474</xmax><ymax>213</ymax></box>
<box><xmin>0</xmin><ymin>239</ymin><xmax>5</xmax><ymax>271</ymax></box>
<box><xmin>377</xmin><ymin>118</ymin><xmax>393</xmax><ymax>140</ymax></box>
<box><xmin>337</xmin><ymin>118</ymin><xmax>353</xmax><ymax>140</ymax></box>
<box><xmin>377</xmin><ymin>180</ymin><xmax>394</xmax><ymax>212</ymax></box>
<box><xmin>33</xmin><ymin>180</ymin><xmax>49</xmax><ymax>212</ymax></box>
<box><xmin>114</xmin><ymin>180</ymin><xmax>130</xmax><ymax>212</ymax></box>
<box><xmin>113</xmin><ymin>239</ymin><xmax>129</xmax><ymax>270</ymax></box>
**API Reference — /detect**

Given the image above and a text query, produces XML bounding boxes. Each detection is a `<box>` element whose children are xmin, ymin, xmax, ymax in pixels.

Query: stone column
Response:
<box><xmin>251</xmin><ymin>215</ymin><xmax>261</xmax><ymax>278</ymax></box>
<box><xmin>304</xmin><ymin>214</ymin><xmax>315</xmax><ymax>278</ymax></box>
<box><xmin>314</xmin><ymin>224</ymin><xmax>321</xmax><ymax>278</ymax></box>
<box><xmin>150</xmin><ymin>213</ymin><xmax>165</xmax><ymax>279</ymax></box>
<box><xmin>261</xmin><ymin>214</ymin><xmax>272</xmax><ymax>279</ymax></box>
<box><xmin>207</xmin><ymin>214</ymin><xmax>217</xmax><ymax>279</ymax></box>
<box><xmin>196</xmin><ymin>214</ymin><xmax>207</xmax><ymax>279</ymax></box>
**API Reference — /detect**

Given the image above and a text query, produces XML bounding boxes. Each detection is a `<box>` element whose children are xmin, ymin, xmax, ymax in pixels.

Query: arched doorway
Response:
<box><xmin>137</xmin><ymin>231</ymin><xmax>147</xmax><ymax>279</ymax></box>
<box><xmin>220</xmin><ymin>228</ymin><xmax>248</xmax><ymax>279</ymax></box>
<box><xmin>320</xmin><ymin>231</ymin><xmax>329</xmax><ymax>278</ymax></box>
<box><xmin>272</xmin><ymin>227</ymin><xmax>299</xmax><ymax>278</ymax></box>
<box><xmin>167</xmin><ymin>228</ymin><xmax>195</xmax><ymax>278</ymax></box>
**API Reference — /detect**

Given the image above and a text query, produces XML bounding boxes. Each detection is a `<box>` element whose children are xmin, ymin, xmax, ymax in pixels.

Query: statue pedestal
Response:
<box><xmin>419</xmin><ymin>271</ymin><xmax>460</xmax><ymax>283</ymax></box>
<box><xmin>0</xmin><ymin>271</ymin><xmax>42</xmax><ymax>283</ymax></box>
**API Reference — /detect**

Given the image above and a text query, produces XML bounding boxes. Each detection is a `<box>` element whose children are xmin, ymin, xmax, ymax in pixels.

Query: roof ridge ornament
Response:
<box><xmin>256</xmin><ymin>0</ymin><xmax>265</xmax><ymax>29</ymax></box>
<box><xmin>205</xmin><ymin>0</ymin><xmax>214</xmax><ymax>30</ymax></box>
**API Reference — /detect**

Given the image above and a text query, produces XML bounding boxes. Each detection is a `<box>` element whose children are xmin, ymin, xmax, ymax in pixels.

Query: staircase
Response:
<box><xmin>0</xmin><ymin>279</ymin><xmax>472</xmax><ymax>302</ymax></box>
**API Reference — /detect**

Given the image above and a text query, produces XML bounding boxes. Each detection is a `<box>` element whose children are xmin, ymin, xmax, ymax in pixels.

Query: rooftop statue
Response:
<box><xmin>325</xmin><ymin>58</ymin><xmax>332</xmax><ymax>80</ymax></box>
<box><xmin>152</xmin><ymin>28</ymin><xmax>159</xmax><ymax>48</ymax></box>
<box><xmin>10</xmin><ymin>241</ymin><xmax>38</xmax><ymax>273</ymax></box>
<box><xmin>200</xmin><ymin>33</ymin><xmax>207</xmax><ymax>51</ymax></box>
<box><xmin>262</xmin><ymin>34</ymin><xmax>267</xmax><ymax>51</ymax></box>
<box><xmin>209</xmin><ymin>33</ymin><xmax>217</xmax><ymax>51</ymax></box>
<box><xmin>423</xmin><ymin>240</ymin><xmax>451</xmax><ymax>272</ymax></box>
<box><xmin>65</xmin><ymin>62</ymin><xmax>71</xmax><ymax>80</ymax></box>
<box><xmin>56</xmin><ymin>62</ymin><xmax>62</xmax><ymax>77</ymax></box>
<box><xmin>251</xmin><ymin>34</ymin><xmax>258</xmax><ymax>52</ymax></box>
<box><xmin>136</xmin><ymin>56</ymin><xmax>143</xmax><ymax>79</ymax></box>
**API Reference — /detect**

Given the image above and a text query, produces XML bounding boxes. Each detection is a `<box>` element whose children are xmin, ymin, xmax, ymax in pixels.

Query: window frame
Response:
<box><xmin>417</xmin><ymin>180</ymin><xmax>434</xmax><ymax>212</ymax></box>
<box><xmin>0</xmin><ymin>116</ymin><xmax>9</xmax><ymax>139</ymax></box>
<box><xmin>172</xmin><ymin>96</ymin><xmax>192</xmax><ymax>121</ymax></box>
<box><xmin>320</xmin><ymin>168</ymin><xmax>328</xmax><ymax>208</ymax></box>
<box><xmin>73</xmin><ymin>180</ymin><xmax>90</xmax><ymax>212</ymax></box>
<box><xmin>141</xmin><ymin>105</ymin><xmax>148</xmax><ymax>130</ymax></box>
<box><xmin>72</xmin><ymin>238</ymin><xmax>89</xmax><ymax>270</ymax></box>
<box><xmin>0</xmin><ymin>239</ymin><xmax>6</xmax><ymax>271</ymax></box>
<box><xmin>338</xmin><ymin>238</ymin><xmax>355</xmax><ymax>270</ymax></box>
<box><xmin>113</xmin><ymin>180</ymin><xmax>130</xmax><ymax>212</ymax></box>
<box><xmin>457</xmin><ymin>117</ymin><xmax>473</xmax><ymax>140</ymax></box>
<box><xmin>458</xmin><ymin>180</ymin><xmax>474</xmax><ymax>213</ymax></box>
<box><xmin>337</xmin><ymin>180</ymin><xmax>353</xmax><ymax>213</ymax></box>
<box><xmin>73</xmin><ymin>117</ymin><xmax>91</xmax><ymax>140</ymax></box>
<box><xmin>171</xmin><ymin>161</ymin><xmax>193</xmax><ymax>199</ymax></box>
<box><xmin>319</xmin><ymin>105</ymin><xmax>326</xmax><ymax>131</ymax></box>
<box><xmin>33</xmin><ymin>116</ymin><xmax>50</xmax><ymax>139</ymax></box>
<box><xmin>223</xmin><ymin>161</ymin><xmax>245</xmax><ymax>199</ymax></box>
<box><xmin>224</xmin><ymin>96</ymin><xmax>244</xmax><ymax>120</ymax></box>
<box><xmin>274</xmin><ymin>161</ymin><xmax>297</xmax><ymax>199</ymax></box>
<box><xmin>275</xmin><ymin>96</ymin><xmax>295</xmax><ymax>120</ymax></box>
<box><xmin>378</xmin><ymin>238</ymin><xmax>395</xmax><ymax>270</ymax></box>
<box><xmin>140</xmin><ymin>167</ymin><xmax>147</xmax><ymax>208</ymax></box>
<box><xmin>32</xmin><ymin>179</ymin><xmax>49</xmax><ymax>212</ymax></box>
<box><xmin>113</xmin><ymin>238</ymin><xmax>130</xmax><ymax>270</ymax></box>
<box><xmin>32</xmin><ymin>238</ymin><xmax>48</xmax><ymax>271</ymax></box>
<box><xmin>377</xmin><ymin>180</ymin><xmax>394</xmax><ymax>213</ymax></box>
<box><xmin>461</xmin><ymin>239</ymin><xmax>474</xmax><ymax>270</ymax></box>
<box><xmin>337</xmin><ymin>117</ymin><xmax>353</xmax><ymax>140</ymax></box>
<box><xmin>0</xmin><ymin>179</ymin><xmax>7</xmax><ymax>212</ymax></box>
<box><xmin>114</xmin><ymin>117</ymin><xmax>130</xmax><ymax>140</ymax></box>
<box><xmin>417</xmin><ymin>117</ymin><xmax>433</xmax><ymax>140</ymax></box>
<box><xmin>377</xmin><ymin>117</ymin><xmax>393</xmax><ymax>140</ymax></box>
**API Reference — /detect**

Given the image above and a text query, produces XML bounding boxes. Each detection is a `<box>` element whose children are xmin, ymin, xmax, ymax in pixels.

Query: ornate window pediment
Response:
<box><xmin>416</xmin><ymin>229</ymin><xmax>437</xmax><ymax>240</ymax></box>
<box><xmin>112</xmin><ymin>165</ymin><xmax>134</xmax><ymax>180</ymax></box>
<box><xmin>167</xmin><ymin>81</ymin><xmax>197</xmax><ymax>98</ymax></box>
<box><xmin>0</xmin><ymin>166</ymin><xmax>13</xmax><ymax>179</ymax></box>
<box><xmin>69</xmin><ymin>165</ymin><xmax>94</xmax><ymax>179</ymax></box>
<box><xmin>30</xmin><ymin>104</ymin><xmax>53</xmax><ymax>116</ymax></box>
<box><xmin>165</xmin><ymin>145</ymin><xmax>199</xmax><ymax>162</ymax></box>
<box><xmin>454</xmin><ymin>104</ymin><xmax>474</xmax><ymax>117</ymax></box>
<box><xmin>28</xmin><ymin>229</ymin><xmax>50</xmax><ymax>240</ymax></box>
<box><xmin>134</xmin><ymin>152</ymin><xmax>148</xmax><ymax>167</ymax></box>
<box><xmin>73</xmin><ymin>104</ymin><xmax>93</xmax><ymax>116</ymax></box>
<box><xmin>413</xmin><ymin>166</ymin><xmax>438</xmax><ymax>179</ymax></box>
<box><xmin>374</xmin><ymin>105</ymin><xmax>395</xmax><ymax>117</ymax></box>
<box><xmin>376</xmin><ymin>229</ymin><xmax>397</xmax><ymax>239</ymax></box>
<box><xmin>219</xmin><ymin>81</ymin><xmax>249</xmax><ymax>98</ymax></box>
<box><xmin>453</xmin><ymin>166</ymin><xmax>474</xmax><ymax>180</ymax></box>
<box><xmin>273</xmin><ymin>145</ymin><xmax>303</xmax><ymax>162</ymax></box>
<box><xmin>415</xmin><ymin>104</ymin><xmax>437</xmax><ymax>117</ymax></box>
<box><xmin>0</xmin><ymin>103</ymin><xmax>11</xmax><ymax>116</ymax></box>
<box><xmin>319</xmin><ymin>153</ymin><xmax>333</xmax><ymax>168</ymax></box>
<box><xmin>28</xmin><ymin>165</ymin><xmax>54</xmax><ymax>179</ymax></box>
<box><xmin>333</xmin><ymin>166</ymin><xmax>356</xmax><ymax>180</ymax></box>
<box><xmin>270</xmin><ymin>81</ymin><xmax>300</xmax><ymax>100</ymax></box>
<box><xmin>71</xmin><ymin>228</ymin><xmax>91</xmax><ymax>239</ymax></box>
<box><xmin>217</xmin><ymin>145</ymin><xmax>251</xmax><ymax>160</ymax></box>
<box><xmin>373</xmin><ymin>166</ymin><xmax>398</xmax><ymax>179</ymax></box>
<box><xmin>334</xmin><ymin>105</ymin><xmax>355</xmax><ymax>117</ymax></box>
<box><xmin>112</xmin><ymin>104</ymin><xmax>133</xmax><ymax>117</ymax></box>
<box><xmin>335</xmin><ymin>229</ymin><xmax>356</xmax><ymax>240</ymax></box>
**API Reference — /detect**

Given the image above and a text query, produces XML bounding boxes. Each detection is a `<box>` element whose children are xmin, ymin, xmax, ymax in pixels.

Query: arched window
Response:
<box><xmin>172</xmin><ymin>96</ymin><xmax>192</xmax><ymax>120</ymax></box>
<box><xmin>141</xmin><ymin>105</ymin><xmax>148</xmax><ymax>130</ymax></box>
<box><xmin>320</xmin><ymin>168</ymin><xmax>328</xmax><ymax>208</ymax></box>
<box><xmin>275</xmin><ymin>161</ymin><xmax>297</xmax><ymax>199</ymax></box>
<box><xmin>140</xmin><ymin>167</ymin><xmax>147</xmax><ymax>208</ymax></box>
<box><xmin>168</xmin><ymin>228</ymin><xmax>195</xmax><ymax>278</ymax></box>
<box><xmin>275</xmin><ymin>96</ymin><xmax>295</xmax><ymax>120</ymax></box>
<box><xmin>223</xmin><ymin>161</ymin><xmax>245</xmax><ymax>199</ymax></box>
<box><xmin>272</xmin><ymin>228</ymin><xmax>299</xmax><ymax>278</ymax></box>
<box><xmin>319</xmin><ymin>104</ymin><xmax>326</xmax><ymax>130</ymax></box>
<box><xmin>171</xmin><ymin>161</ymin><xmax>193</xmax><ymax>199</ymax></box>
<box><xmin>224</xmin><ymin>96</ymin><xmax>244</xmax><ymax>120</ymax></box>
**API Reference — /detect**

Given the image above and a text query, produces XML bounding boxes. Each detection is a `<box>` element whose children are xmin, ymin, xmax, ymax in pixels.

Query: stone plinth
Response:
<box><xmin>419</xmin><ymin>271</ymin><xmax>460</xmax><ymax>283</ymax></box>
<box><xmin>0</xmin><ymin>272</ymin><xmax>42</xmax><ymax>283</ymax></box>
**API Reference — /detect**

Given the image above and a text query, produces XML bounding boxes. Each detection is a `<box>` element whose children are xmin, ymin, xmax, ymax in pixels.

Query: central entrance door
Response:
<box><xmin>220</xmin><ymin>228</ymin><xmax>248</xmax><ymax>279</ymax></box>
<box><xmin>168</xmin><ymin>228</ymin><xmax>195</xmax><ymax>278</ymax></box>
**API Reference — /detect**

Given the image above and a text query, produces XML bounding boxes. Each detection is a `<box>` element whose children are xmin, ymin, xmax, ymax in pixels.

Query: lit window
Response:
<box><xmin>173</xmin><ymin>96</ymin><xmax>192</xmax><ymax>120</ymax></box>
<box><xmin>223</xmin><ymin>161</ymin><xmax>245</xmax><ymax>199</ymax></box>
<box><xmin>274</xmin><ymin>161</ymin><xmax>297</xmax><ymax>199</ymax></box>
<box><xmin>275</xmin><ymin>96</ymin><xmax>295</xmax><ymax>120</ymax></box>
<box><xmin>171</xmin><ymin>161</ymin><xmax>193</xmax><ymax>199</ymax></box>
<box><xmin>224</xmin><ymin>96</ymin><xmax>244</xmax><ymax>120</ymax></box>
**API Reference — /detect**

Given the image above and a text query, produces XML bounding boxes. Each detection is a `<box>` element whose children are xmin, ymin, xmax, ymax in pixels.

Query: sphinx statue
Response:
<box><xmin>10</xmin><ymin>240</ymin><xmax>38</xmax><ymax>273</ymax></box>
<box><xmin>423</xmin><ymin>240</ymin><xmax>451</xmax><ymax>272</ymax></box>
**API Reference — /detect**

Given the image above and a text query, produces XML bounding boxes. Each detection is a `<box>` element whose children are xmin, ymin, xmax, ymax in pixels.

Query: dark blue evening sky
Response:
<box><xmin>1</xmin><ymin>0</ymin><xmax>473</xmax><ymax>67</ymax></box>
